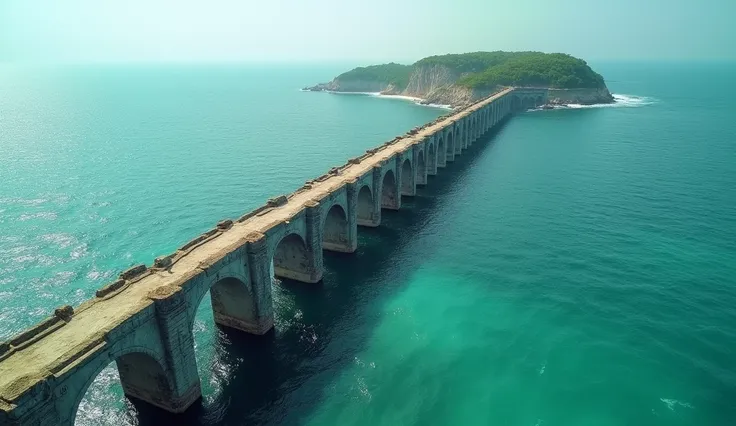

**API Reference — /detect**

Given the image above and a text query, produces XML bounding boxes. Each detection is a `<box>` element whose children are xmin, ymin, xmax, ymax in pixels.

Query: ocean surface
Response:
<box><xmin>1</xmin><ymin>62</ymin><xmax>735</xmax><ymax>426</ymax></box>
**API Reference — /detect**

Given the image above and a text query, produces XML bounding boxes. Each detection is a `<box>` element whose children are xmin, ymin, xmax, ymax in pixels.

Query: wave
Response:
<box><xmin>369</xmin><ymin>93</ymin><xmax>453</xmax><ymax>110</ymax></box>
<box><xmin>532</xmin><ymin>94</ymin><xmax>655</xmax><ymax>111</ymax></box>
<box><xmin>660</xmin><ymin>398</ymin><xmax>694</xmax><ymax>411</ymax></box>
<box><xmin>301</xmin><ymin>89</ymin><xmax>452</xmax><ymax>109</ymax></box>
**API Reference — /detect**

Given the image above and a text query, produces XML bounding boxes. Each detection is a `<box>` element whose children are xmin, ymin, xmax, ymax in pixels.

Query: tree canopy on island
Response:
<box><xmin>455</xmin><ymin>52</ymin><xmax>605</xmax><ymax>89</ymax></box>
<box><xmin>335</xmin><ymin>63</ymin><xmax>413</xmax><ymax>88</ymax></box>
<box><xmin>333</xmin><ymin>51</ymin><xmax>606</xmax><ymax>90</ymax></box>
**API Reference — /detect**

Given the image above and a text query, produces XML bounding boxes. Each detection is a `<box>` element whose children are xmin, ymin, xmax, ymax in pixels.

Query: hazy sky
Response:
<box><xmin>1</xmin><ymin>0</ymin><xmax>733</xmax><ymax>63</ymax></box>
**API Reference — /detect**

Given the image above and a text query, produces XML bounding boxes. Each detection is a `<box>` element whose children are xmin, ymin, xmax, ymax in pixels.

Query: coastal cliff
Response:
<box><xmin>305</xmin><ymin>51</ymin><xmax>614</xmax><ymax>107</ymax></box>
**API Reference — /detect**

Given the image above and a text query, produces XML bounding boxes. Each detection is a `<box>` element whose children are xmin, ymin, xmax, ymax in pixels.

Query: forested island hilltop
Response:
<box><xmin>305</xmin><ymin>51</ymin><xmax>614</xmax><ymax>107</ymax></box>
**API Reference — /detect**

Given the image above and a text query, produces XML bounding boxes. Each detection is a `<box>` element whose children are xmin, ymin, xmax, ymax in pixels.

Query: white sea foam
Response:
<box><xmin>537</xmin><ymin>94</ymin><xmax>655</xmax><ymax>111</ymax></box>
<box><xmin>660</xmin><ymin>398</ymin><xmax>694</xmax><ymax>411</ymax></box>
<box><xmin>370</xmin><ymin>92</ymin><xmax>453</xmax><ymax>109</ymax></box>
<box><xmin>305</xmin><ymin>89</ymin><xmax>453</xmax><ymax>109</ymax></box>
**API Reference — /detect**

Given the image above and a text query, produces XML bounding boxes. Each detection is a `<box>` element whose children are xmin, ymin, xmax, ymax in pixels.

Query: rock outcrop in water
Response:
<box><xmin>305</xmin><ymin>51</ymin><xmax>615</xmax><ymax>107</ymax></box>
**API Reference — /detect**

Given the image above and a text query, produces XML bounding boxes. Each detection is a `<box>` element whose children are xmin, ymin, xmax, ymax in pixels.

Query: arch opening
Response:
<box><xmin>272</xmin><ymin>233</ymin><xmax>311</xmax><ymax>282</ymax></box>
<box><xmin>400</xmin><ymin>159</ymin><xmax>414</xmax><ymax>196</ymax></box>
<box><xmin>356</xmin><ymin>185</ymin><xmax>375</xmax><ymax>226</ymax></box>
<box><xmin>323</xmin><ymin>204</ymin><xmax>350</xmax><ymax>252</ymax></box>
<box><xmin>536</xmin><ymin>96</ymin><xmax>544</xmax><ymax>107</ymax></box>
<box><xmin>446</xmin><ymin>131</ymin><xmax>454</xmax><ymax>156</ymax></box>
<box><xmin>208</xmin><ymin>276</ymin><xmax>256</xmax><ymax>330</ymax></box>
<box><xmin>416</xmin><ymin>150</ymin><xmax>426</xmax><ymax>184</ymax></box>
<box><xmin>381</xmin><ymin>169</ymin><xmax>399</xmax><ymax>209</ymax></box>
<box><xmin>428</xmin><ymin>143</ymin><xmax>436</xmax><ymax>174</ymax></box>
<box><xmin>74</xmin><ymin>351</ymin><xmax>174</xmax><ymax>425</ymax></box>
<box><xmin>437</xmin><ymin>136</ymin><xmax>445</xmax><ymax>165</ymax></box>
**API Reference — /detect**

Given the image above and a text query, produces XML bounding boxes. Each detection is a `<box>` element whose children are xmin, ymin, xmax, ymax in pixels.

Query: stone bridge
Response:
<box><xmin>0</xmin><ymin>87</ymin><xmax>547</xmax><ymax>425</ymax></box>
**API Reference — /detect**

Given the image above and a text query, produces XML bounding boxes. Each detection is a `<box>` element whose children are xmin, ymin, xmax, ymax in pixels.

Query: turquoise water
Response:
<box><xmin>1</xmin><ymin>63</ymin><xmax>735</xmax><ymax>425</ymax></box>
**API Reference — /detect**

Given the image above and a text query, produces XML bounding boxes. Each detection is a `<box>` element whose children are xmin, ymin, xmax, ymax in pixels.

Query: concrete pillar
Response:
<box><xmin>467</xmin><ymin>118</ymin><xmax>472</xmax><ymax>148</ymax></box>
<box><xmin>426</xmin><ymin>135</ymin><xmax>438</xmax><ymax>175</ymax></box>
<box><xmin>381</xmin><ymin>159</ymin><xmax>401</xmax><ymax>210</ymax></box>
<box><xmin>414</xmin><ymin>144</ymin><xmax>427</xmax><ymax>185</ymax></box>
<box><xmin>445</xmin><ymin>127</ymin><xmax>455</xmax><ymax>163</ymax></box>
<box><xmin>322</xmin><ymin>188</ymin><xmax>358</xmax><ymax>253</ymax></box>
<box><xmin>462</xmin><ymin>118</ymin><xmax>469</xmax><ymax>149</ymax></box>
<box><xmin>454</xmin><ymin>122</ymin><xmax>462</xmax><ymax>155</ymax></box>
<box><xmin>304</xmin><ymin>202</ymin><xmax>325</xmax><ymax>279</ymax></box>
<box><xmin>144</xmin><ymin>288</ymin><xmax>202</xmax><ymax>411</ymax></box>
<box><xmin>360</xmin><ymin>166</ymin><xmax>382</xmax><ymax>226</ymax></box>
<box><xmin>473</xmin><ymin>112</ymin><xmax>482</xmax><ymax>140</ymax></box>
<box><xmin>337</xmin><ymin>181</ymin><xmax>359</xmax><ymax>252</ymax></box>
<box><xmin>399</xmin><ymin>152</ymin><xmax>416</xmax><ymax>196</ymax></box>
<box><xmin>436</xmin><ymin>132</ymin><xmax>447</xmax><ymax>168</ymax></box>
<box><xmin>242</xmin><ymin>235</ymin><xmax>276</xmax><ymax>331</ymax></box>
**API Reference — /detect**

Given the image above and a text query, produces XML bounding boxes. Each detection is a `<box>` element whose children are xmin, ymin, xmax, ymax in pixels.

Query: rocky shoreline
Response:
<box><xmin>304</xmin><ymin>81</ymin><xmax>614</xmax><ymax>108</ymax></box>
<box><xmin>304</xmin><ymin>62</ymin><xmax>615</xmax><ymax>108</ymax></box>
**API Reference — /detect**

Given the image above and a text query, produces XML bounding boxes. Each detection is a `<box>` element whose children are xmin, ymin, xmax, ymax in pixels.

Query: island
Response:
<box><xmin>305</xmin><ymin>51</ymin><xmax>614</xmax><ymax>107</ymax></box>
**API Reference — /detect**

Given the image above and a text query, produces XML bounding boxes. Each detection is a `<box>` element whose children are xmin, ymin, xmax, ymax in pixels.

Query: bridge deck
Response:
<box><xmin>0</xmin><ymin>88</ymin><xmax>513</xmax><ymax>402</ymax></box>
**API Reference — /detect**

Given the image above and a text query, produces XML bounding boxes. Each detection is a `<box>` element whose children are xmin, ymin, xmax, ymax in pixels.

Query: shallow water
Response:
<box><xmin>1</xmin><ymin>62</ymin><xmax>735</xmax><ymax>426</ymax></box>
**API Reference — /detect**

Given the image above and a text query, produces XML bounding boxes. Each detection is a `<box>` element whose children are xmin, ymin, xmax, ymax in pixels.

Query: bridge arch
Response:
<box><xmin>356</xmin><ymin>184</ymin><xmax>375</xmax><ymax>226</ymax></box>
<box><xmin>72</xmin><ymin>346</ymin><xmax>175</xmax><ymax>425</ymax></box>
<box><xmin>322</xmin><ymin>203</ymin><xmax>349</xmax><ymax>252</ymax></box>
<box><xmin>400</xmin><ymin>158</ymin><xmax>413</xmax><ymax>195</ymax></box>
<box><xmin>416</xmin><ymin>149</ymin><xmax>426</xmax><ymax>184</ymax></box>
<box><xmin>272</xmin><ymin>232</ymin><xmax>311</xmax><ymax>282</ymax></box>
<box><xmin>381</xmin><ymin>169</ymin><xmax>399</xmax><ymax>209</ymax></box>
<box><xmin>536</xmin><ymin>96</ymin><xmax>544</xmax><ymax>107</ymax></box>
<box><xmin>207</xmin><ymin>275</ymin><xmax>256</xmax><ymax>331</ymax></box>
<box><xmin>446</xmin><ymin>131</ymin><xmax>454</xmax><ymax>158</ymax></box>
<box><xmin>186</xmin><ymin>266</ymin><xmax>256</xmax><ymax>335</ymax></box>
<box><xmin>427</xmin><ymin>142</ymin><xmax>436</xmax><ymax>172</ymax></box>
<box><xmin>436</xmin><ymin>135</ymin><xmax>445</xmax><ymax>164</ymax></box>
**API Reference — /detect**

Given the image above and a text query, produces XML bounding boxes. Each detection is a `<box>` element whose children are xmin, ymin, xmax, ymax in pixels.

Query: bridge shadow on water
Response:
<box><xmin>127</xmin><ymin>119</ymin><xmax>512</xmax><ymax>426</ymax></box>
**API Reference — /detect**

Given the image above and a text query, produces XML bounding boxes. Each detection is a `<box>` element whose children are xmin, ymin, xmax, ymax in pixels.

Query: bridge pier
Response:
<box><xmin>356</xmin><ymin>167</ymin><xmax>382</xmax><ymax>227</ymax></box>
<box><xmin>478</xmin><ymin>112</ymin><xmax>482</xmax><ymax>139</ymax></box>
<box><xmin>454</xmin><ymin>122</ymin><xmax>462</xmax><ymax>155</ymax></box>
<box><xmin>460</xmin><ymin>119</ymin><xmax>467</xmax><ymax>149</ymax></box>
<box><xmin>480</xmin><ymin>109</ymin><xmax>485</xmax><ymax>136</ymax></box>
<box><xmin>205</xmin><ymin>238</ymin><xmax>273</xmax><ymax>335</ymax></box>
<box><xmin>426</xmin><ymin>136</ymin><xmax>438</xmax><ymax>176</ymax></box>
<box><xmin>337</xmin><ymin>180</ymin><xmax>359</xmax><ymax>252</ymax></box>
<box><xmin>399</xmin><ymin>151</ymin><xmax>415</xmax><ymax>197</ymax></box>
<box><xmin>445</xmin><ymin>127</ymin><xmax>455</xmax><ymax>163</ymax></box>
<box><xmin>436</xmin><ymin>133</ymin><xmax>447</xmax><ymax>168</ymax></box>
<box><xmin>143</xmin><ymin>287</ymin><xmax>202</xmax><ymax>411</ymax></box>
<box><xmin>414</xmin><ymin>145</ymin><xmax>427</xmax><ymax>185</ymax></box>
<box><xmin>380</xmin><ymin>159</ymin><xmax>401</xmax><ymax>210</ymax></box>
